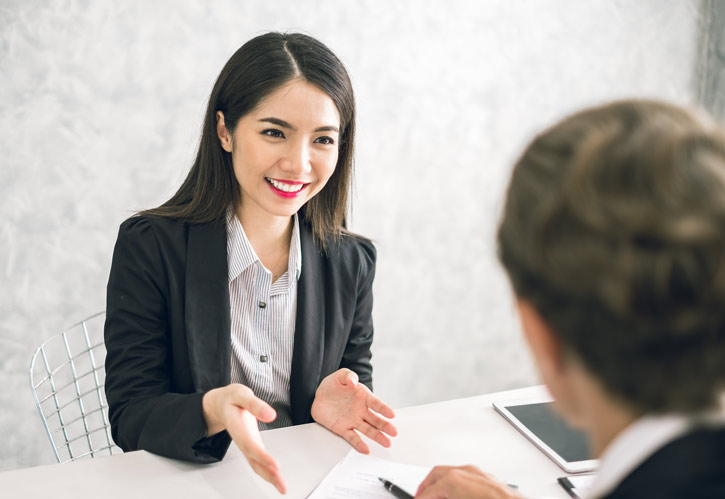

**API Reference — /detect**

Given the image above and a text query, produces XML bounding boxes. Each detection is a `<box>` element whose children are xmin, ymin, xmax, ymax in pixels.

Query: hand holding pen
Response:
<box><xmin>379</xmin><ymin>477</ymin><xmax>413</xmax><ymax>499</ymax></box>
<box><xmin>413</xmin><ymin>465</ymin><xmax>523</xmax><ymax>498</ymax></box>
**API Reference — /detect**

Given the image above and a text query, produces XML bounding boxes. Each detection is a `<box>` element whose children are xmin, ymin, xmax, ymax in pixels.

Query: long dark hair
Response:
<box><xmin>143</xmin><ymin>32</ymin><xmax>356</xmax><ymax>248</ymax></box>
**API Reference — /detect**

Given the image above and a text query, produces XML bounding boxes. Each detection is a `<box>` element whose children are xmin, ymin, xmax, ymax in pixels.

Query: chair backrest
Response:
<box><xmin>29</xmin><ymin>312</ymin><xmax>122</xmax><ymax>463</ymax></box>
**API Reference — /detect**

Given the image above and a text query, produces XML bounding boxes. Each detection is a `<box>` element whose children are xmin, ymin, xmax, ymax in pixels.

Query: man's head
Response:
<box><xmin>498</xmin><ymin>100</ymin><xmax>725</xmax><ymax>421</ymax></box>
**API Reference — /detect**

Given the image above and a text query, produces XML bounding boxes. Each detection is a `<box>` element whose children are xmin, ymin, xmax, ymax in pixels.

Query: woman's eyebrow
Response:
<box><xmin>259</xmin><ymin>117</ymin><xmax>294</xmax><ymax>129</ymax></box>
<box><xmin>258</xmin><ymin>117</ymin><xmax>338</xmax><ymax>133</ymax></box>
<box><xmin>314</xmin><ymin>125</ymin><xmax>339</xmax><ymax>133</ymax></box>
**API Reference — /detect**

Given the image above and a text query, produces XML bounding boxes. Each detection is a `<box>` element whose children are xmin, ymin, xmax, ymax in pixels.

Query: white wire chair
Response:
<box><xmin>29</xmin><ymin>311</ymin><xmax>122</xmax><ymax>463</ymax></box>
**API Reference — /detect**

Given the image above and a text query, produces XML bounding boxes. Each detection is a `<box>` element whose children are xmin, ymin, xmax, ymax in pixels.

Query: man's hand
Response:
<box><xmin>415</xmin><ymin>465</ymin><xmax>524</xmax><ymax>498</ymax></box>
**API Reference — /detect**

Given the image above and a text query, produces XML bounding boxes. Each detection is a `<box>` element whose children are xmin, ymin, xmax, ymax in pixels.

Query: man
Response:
<box><xmin>416</xmin><ymin>100</ymin><xmax>725</xmax><ymax>498</ymax></box>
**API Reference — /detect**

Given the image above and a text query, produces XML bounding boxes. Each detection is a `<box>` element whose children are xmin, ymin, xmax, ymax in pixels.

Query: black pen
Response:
<box><xmin>557</xmin><ymin>477</ymin><xmax>581</xmax><ymax>499</ymax></box>
<box><xmin>378</xmin><ymin>477</ymin><xmax>414</xmax><ymax>499</ymax></box>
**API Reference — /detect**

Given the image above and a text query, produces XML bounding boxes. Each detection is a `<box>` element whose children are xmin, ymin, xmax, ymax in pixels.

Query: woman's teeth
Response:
<box><xmin>267</xmin><ymin>178</ymin><xmax>304</xmax><ymax>192</ymax></box>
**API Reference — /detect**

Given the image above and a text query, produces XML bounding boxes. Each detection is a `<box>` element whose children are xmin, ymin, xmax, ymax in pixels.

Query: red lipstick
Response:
<box><xmin>265</xmin><ymin>178</ymin><xmax>308</xmax><ymax>198</ymax></box>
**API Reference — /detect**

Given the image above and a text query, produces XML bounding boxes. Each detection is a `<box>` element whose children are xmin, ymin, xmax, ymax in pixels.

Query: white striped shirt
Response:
<box><xmin>226</xmin><ymin>209</ymin><xmax>301</xmax><ymax>430</ymax></box>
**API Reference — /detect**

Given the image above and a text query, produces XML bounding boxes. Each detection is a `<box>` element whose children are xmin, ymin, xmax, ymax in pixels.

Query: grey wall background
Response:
<box><xmin>698</xmin><ymin>0</ymin><xmax>725</xmax><ymax>119</ymax></box>
<box><xmin>1</xmin><ymin>0</ymin><xmax>704</xmax><ymax>471</ymax></box>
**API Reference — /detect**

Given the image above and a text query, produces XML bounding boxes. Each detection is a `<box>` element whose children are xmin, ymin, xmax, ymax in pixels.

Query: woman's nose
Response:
<box><xmin>280</xmin><ymin>141</ymin><xmax>311</xmax><ymax>175</ymax></box>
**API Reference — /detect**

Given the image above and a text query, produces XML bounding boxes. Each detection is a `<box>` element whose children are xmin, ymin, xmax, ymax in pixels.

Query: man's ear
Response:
<box><xmin>216</xmin><ymin>111</ymin><xmax>233</xmax><ymax>152</ymax></box>
<box><xmin>516</xmin><ymin>300</ymin><xmax>599</xmax><ymax>431</ymax></box>
<box><xmin>516</xmin><ymin>300</ymin><xmax>567</xmax><ymax>388</ymax></box>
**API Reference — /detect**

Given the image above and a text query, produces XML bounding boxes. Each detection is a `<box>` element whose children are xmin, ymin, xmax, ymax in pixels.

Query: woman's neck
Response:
<box><xmin>236</xmin><ymin>203</ymin><xmax>293</xmax><ymax>279</ymax></box>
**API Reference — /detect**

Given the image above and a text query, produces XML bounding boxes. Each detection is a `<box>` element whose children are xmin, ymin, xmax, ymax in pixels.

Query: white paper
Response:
<box><xmin>308</xmin><ymin>450</ymin><xmax>432</xmax><ymax>499</ymax></box>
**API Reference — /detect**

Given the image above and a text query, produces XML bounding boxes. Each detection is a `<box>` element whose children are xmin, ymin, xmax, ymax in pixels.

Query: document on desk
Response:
<box><xmin>308</xmin><ymin>450</ymin><xmax>432</xmax><ymax>499</ymax></box>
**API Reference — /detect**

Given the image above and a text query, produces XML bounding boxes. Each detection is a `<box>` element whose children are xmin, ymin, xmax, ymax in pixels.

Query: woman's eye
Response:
<box><xmin>315</xmin><ymin>136</ymin><xmax>336</xmax><ymax>145</ymax></box>
<box><xmin>262</xmin><ymin>129</ymin><xmax>285</xmax><ymax>139</ymax></box>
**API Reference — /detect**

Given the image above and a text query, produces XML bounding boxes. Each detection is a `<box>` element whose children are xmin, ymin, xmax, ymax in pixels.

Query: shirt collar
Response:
<box><xmin>586</xmin><ymin>411</ymin><xmax>725</xmax><ymax>498</ymax></box>
<box><xmin>289</xmin><ymin>214</ymin><xmax>302</xmax><ymax>281</ymax></box>
<box><xmin>226</xmin><ymin>208</ymin><xmax>302</xmax><ymax>285</ymax></box>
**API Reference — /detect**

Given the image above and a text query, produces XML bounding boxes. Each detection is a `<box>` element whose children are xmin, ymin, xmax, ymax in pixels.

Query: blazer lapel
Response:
<box><xmin>290</xmin><ymin>223</ymin><xmax>325</xmax><ymax>424</ymax></box>
<box><xmin>185</xmin><ymin>221</ymin><xmax>231</xmax><ymax>392</ymax></box>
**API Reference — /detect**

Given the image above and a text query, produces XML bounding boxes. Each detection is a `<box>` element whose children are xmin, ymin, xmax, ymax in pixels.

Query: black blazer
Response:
<box><xmin>604</xmin><ymin>427</ymin><xmax>725</xmax><ymax>498</ymax></box>
<box><xmin>104</xmin><ymin>214</ymin><xmax>376</xmax><ymax>463</ymax></box>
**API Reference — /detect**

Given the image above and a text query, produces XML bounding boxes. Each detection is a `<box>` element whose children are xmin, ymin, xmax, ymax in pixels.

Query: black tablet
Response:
<box><xmin>493</xmin><ymin>395</ymin><xmax>599</xmax><ymax>473</ymax></box>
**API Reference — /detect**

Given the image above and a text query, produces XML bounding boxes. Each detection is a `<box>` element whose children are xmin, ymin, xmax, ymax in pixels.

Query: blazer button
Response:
<box><xmin>258</xmin><ymin>301</ymin><xmax>266</xmax><ymax>308</ymax></box>
<box><xmin>260</xmin><ymin>355</ymin><xmax>268</xmax><ymax>363</ymax></box>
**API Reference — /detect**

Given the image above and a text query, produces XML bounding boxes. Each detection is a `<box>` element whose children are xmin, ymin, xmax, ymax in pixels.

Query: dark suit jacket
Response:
<box><xmin>603</xmin><ymin>427</ymin><xmax>725</xmax><ymax>498</ymax></box>
<box><xmin>104</xmin><ymin>214</ymin><xmax>376</xmax><ymax>463</ymax></box>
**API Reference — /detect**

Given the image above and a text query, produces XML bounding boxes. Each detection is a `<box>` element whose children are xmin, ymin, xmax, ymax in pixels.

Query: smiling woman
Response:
<box><xmin>217</xmin><ymin>81</ymin><xmax>341</xmax><ymax>237</ymax></box>
<box><xmin>102</xmin><ymin>32</ymin><xmax>397</xmax><ymax>494</ymax></box>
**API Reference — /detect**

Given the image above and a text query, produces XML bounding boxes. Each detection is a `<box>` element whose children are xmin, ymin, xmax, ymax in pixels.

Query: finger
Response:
<box><xmin>344</xmin><ymin>429</ymin><xmax>370</xmax><ymax>454</ymax></box>
<box><xmin>231</xmin><ymin>385</ymin><xmax>277</xmax><ymax>422</ymax></box>
<box><xmin>356</xmin><ymin>420</ymin><xmax>392</xmax><ymax>448</ymax></box>
<box><xmin>416</xmin><ymin>484</ymin><xmax>445</xmax><ymax>499</ymax></box>
<box><xmin>365</xmin><ymin>392</ymin><xmax>395</xmax><ymax>419</ymax></box>
<box><xmin>338</xmin><ymin>368</ymin><xmax>358</xmax><ymax>387</ymax></box>
<box><xmin>416</xmin><ymin>478</ymin><xmax>457</xmax><ymax>499</ymax></box>
<box><xmin>417</xmin><ymin>467</ymin><xmax>517</xmax><ymax>499</ymax></box>
<box><xmin>226</xmin><ymin>416</ymin><xmax>278</xmax><ymax>471</ymax></box>
<box><xmin>233</xmin><ymin>431</ymin><xmax>279</xmax><ymax>471</ymax></box>
<box><xmin>364</xmin><ymin>410</ymin><xmax>398</xmax><ymax>437</ymax></box>
<box><xmin>248</xmin><ymin>457</ymin><xmax>287</xmax><ymax>494</ymax></box>
<box><xmin>460</xmin><ymin>464</ymin><xmax>484</xmax><ymax>475</ymax></box>
<box><xmin>234</xmin><ymin>429</ymin><xmax>278</xmax><ymax>470</ymax></box>
<box><xmin>416</xmin><ymin>466</ymin><xmax>455</xmax><ymax>496</ymax></box>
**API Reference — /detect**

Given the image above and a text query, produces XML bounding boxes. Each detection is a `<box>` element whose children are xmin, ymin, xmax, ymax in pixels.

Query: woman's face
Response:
<box><xmin>217</xmin><ymin>80</ymin><xmax>341</xmax><ymax>222</ymax></box>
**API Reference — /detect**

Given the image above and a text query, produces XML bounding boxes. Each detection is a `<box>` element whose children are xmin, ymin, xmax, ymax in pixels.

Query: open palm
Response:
<box><xmin>310</xmin><ymin>368</ymin><xmax>398</xmax><ymax>453</ymax></box>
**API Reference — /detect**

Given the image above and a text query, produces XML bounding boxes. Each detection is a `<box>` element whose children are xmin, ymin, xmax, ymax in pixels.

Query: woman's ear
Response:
<box><xmin>216</xmin><ymin>111</ymin><xmax>233</xmax><ymax>152</ymax></box>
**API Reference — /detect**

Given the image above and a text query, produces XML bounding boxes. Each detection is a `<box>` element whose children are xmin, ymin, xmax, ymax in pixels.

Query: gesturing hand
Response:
<box><xmin>415</xmin><ymin>465</ymin><xmax>524</xmax><ymax>499</ymax></box>
<box><xmin>310</xmin><ymin>368</ymin><xmax>398</xmax><ymax>454</ymax></box>
<box><xmin>202</xmin><ymin>384</ymin><xmax>286</xmax><ymax>494</ymax></box>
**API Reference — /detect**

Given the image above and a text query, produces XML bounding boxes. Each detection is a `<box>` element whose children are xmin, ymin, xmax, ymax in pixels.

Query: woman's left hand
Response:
<box><xmin>311</xmin><ymin>368</ymin><xmax>398</xmax><ymax>453</ymax></box>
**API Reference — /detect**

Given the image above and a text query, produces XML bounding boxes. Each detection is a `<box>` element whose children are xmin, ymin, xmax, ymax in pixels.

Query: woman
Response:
<box><xmin>104</xmin><ymin>32</ymin><xmax>397</xmax><ymax>494</ymax></box>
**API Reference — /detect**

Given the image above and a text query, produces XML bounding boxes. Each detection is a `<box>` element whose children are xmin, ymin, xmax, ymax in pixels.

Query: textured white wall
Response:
<box><xmin>0</xmin><ymin>0</ymin><xmax>699</xmax><ymax>471</ymax></box>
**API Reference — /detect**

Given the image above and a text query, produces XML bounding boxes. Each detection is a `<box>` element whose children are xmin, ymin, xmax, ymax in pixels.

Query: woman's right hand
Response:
<box><xmin>202</xmin><ymin>384</ymin><xmax>286</xmax><ymax>494</ymax></box>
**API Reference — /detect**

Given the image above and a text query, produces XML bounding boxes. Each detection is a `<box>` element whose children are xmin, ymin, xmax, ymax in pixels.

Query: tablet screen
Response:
<box><xmin>506</xmin><ymin>402</ymin><xmax>591</xmax><ymax>462</ymax></box>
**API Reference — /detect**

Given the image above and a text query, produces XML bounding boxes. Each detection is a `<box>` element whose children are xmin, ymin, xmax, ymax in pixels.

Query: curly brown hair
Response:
<box><xmin>498</xmin><ymin>99</ymin><xmax>725</xmax><ymax>414</ymax></box>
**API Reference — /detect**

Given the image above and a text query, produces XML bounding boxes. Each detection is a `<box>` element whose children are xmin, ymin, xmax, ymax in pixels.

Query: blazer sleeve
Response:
<box><xmin>104</xmin><ymin>217</ymin><xmax>230</xmax><ymax>463</ymax></box>
<box><xmin>339</xmin><ymin>237</ymin><xmax>376</xmax><ymax>391</ymax></box>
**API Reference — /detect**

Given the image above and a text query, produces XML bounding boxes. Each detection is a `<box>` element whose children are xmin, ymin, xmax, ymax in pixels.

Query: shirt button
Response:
<box><xmin>260</xmin><ymin>355</ymin><xmax>268</xmax><ymax>363</ymax></box>
<box><xmin>258</xmin><ymin>301</ymin><xmax>266</xmax><ymax>309</ymax></box>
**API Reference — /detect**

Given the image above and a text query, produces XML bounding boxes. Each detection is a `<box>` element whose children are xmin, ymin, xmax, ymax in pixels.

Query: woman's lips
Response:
<box><xmin>265</xmin><ymin>177</ymin><xmax>309</xmax><ymax>198</ymax></box>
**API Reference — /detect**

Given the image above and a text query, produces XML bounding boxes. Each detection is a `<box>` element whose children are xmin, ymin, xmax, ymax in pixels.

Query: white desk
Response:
<box><xmin>1</xmin><ymin>386</ymin><xmax>576</xmax><ymax>498</ymax></box>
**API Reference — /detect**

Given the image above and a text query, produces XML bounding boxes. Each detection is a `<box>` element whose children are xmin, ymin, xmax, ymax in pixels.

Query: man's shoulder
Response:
<box><xmin>605</xmin><ymin>428</ymin><xmax>725</xmax><ymax>499</ymax></box>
